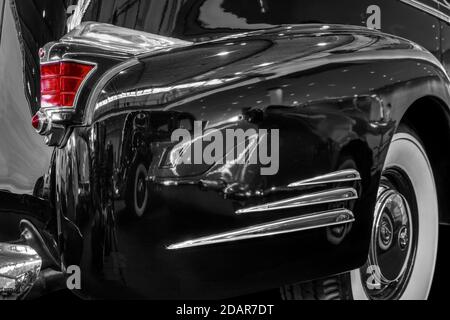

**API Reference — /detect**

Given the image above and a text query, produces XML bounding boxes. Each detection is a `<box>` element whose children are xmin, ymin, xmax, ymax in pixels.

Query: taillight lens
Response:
<box><xmin>31</xmin><ymin>113</ymin><xmax>40</xmax><ymax>130</ymax></box>
<box><xmin>40</xmin><ymin>61</ymin><xmax>94</xmax><ymax>108</ymax></box>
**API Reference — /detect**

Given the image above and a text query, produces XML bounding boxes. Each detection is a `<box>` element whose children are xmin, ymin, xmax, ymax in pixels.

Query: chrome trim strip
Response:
<box><xmin>235</xmin><ymin>188</ymin><xmax>358</xmax><ymax>214</ymax></box>
<box><xmin>167</xmin><ymin>209</ymin><xmax>355</xmax><ymax>250</ymax></box>
<box><xmin>400</xmin><ymin>0</ymin><xmax>450</xmax><ymax>23</ymax></box>
<box><xmin>63</xmin><ymin>22</ymin><xmax>192</xmax><ymax>55</ymax></box>
<box><xmin>84</xmin><ymin>58</ymin><xmax>140</xmax><ymax>125</ymax></box>
<box><xmin>288</xmin><ymin>169</ymin><xmax>361</xmax><ymax>188</ymax></box>
<box><xmin>439</xmin><ymin>0</ymin><xmax>450</xmax><ymax>11</ymax></box>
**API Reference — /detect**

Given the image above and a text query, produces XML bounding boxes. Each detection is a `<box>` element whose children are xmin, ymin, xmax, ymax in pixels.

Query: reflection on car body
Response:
<box><xmin>1</xmin><ymin>0</ymin><xmax>450</xmax><ymax>300</ymax></box>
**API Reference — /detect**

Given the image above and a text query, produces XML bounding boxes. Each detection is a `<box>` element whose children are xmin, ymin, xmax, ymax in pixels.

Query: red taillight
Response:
<box><xmin>31</xmin><ymin>114</ymin><xmax>40</xmax><ymax>129</ymax></box>
<box><xmin>40</xmin><ymin>61</ymin><xmax>94</xmax><ymax>108</ymax></box>
<box><xmin>31</xmin><ymin>111</ymin><xmax>48</xmax><ymax>134</ymax></box>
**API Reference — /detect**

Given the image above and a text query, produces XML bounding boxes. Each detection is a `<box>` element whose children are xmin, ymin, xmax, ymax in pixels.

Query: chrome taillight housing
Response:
<box><xmin>32</xmin><ymin>59</ymin><xmax>95</xmax><ymax>140</ymax></box>
<box><xmin>40</xmin><ymin>61</ymin><xmax>95</xmax><ymax>109</ymax></box>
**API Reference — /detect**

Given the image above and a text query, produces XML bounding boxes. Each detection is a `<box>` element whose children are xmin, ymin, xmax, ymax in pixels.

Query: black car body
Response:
<box><xmin>1</xmin><ymin>0</ymin><xmax>450</xmax><ymax>299</ymax></box>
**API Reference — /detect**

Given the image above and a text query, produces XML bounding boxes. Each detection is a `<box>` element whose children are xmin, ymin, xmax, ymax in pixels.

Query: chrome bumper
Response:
<box><xmin>0</xmin><ymin>243</ymin><xmax>42</xmax><ymax>300</ymax></box>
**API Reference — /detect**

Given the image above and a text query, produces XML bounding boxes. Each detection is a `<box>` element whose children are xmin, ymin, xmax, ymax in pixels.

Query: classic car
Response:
<box><xmin>1</xmin><ymin>0</ymin><xmax>450</xmax><ymax>300</ymax></box>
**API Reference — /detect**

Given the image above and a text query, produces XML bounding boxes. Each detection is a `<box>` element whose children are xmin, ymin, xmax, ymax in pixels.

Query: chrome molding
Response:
<box><xmin>235</xmin><ymin>188</ymin><xmax>358</xmax><ymax>215</ymax></box>
<box><xmin>150</xmin><ymin>171</ymin><xmax>362</xmax><ymax>200</ymax></box>
<box><xmin>167</xmin><ymin>209</ymin><xmax>355</xmax><ymax>250</ymax></box>
<box><xmin>63</xmin><ymin>22</ymin><xmax>192</xmax><ymax>55</ymax></box>
<box><xmin>400</xmin><ymin>0</ymin><xmax>450</xmax><ymax>23</ymax></box>
<box><xmin>84</xmin><ymin>58</ymin><xmax>140</xmax><ymax>125</ymax></box>
<box><xmin>288</xmin><ymin>169</ymin><xmax>361</xmax><ymax>188</ymax></box>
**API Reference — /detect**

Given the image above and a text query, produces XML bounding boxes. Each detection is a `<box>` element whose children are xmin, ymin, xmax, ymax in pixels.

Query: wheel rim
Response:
<box><xmin>359</xmin><ymin>171</ymin><xmax>418</xmax><ymax>300</ymax></box>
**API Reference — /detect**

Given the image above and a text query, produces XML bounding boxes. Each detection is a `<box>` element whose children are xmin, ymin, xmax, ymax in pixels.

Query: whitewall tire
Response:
<box><xmin>350</xmin><ymin>129</ymin><xmax>439</xmax><ymax>300</ymax></box>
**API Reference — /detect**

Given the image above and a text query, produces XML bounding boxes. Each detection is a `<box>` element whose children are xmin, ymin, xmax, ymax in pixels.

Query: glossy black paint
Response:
<box><xmin>81</xmin><ymin>0</ymin><xmax>440</xmax><ymax>54</ymax></box>
<box><xmin>2</xmin><ymin>0</ymin><xmax>450</xmax><ymax>299</ymax></box>
<box><xmin>48</xmin><ymin>23</ymin><xmax>449</xmax><ymax>298</ymax></box>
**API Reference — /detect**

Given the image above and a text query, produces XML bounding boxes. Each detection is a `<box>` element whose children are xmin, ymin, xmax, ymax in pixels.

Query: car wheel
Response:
<box><xmin>281</xmin><ymin>125</ymin><xmax>439</xmax><ymax>300</ymax></box>
<box><xmin>125</xmin><ymin>162</ymin><xmax>149</xmax><ymax>218</ymax></box>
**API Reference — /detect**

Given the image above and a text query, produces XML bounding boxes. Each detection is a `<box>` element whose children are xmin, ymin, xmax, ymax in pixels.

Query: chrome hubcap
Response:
<box><xmin>361</xmin><ymin>176</ymin><xmax>416</xmax><ymax>300</ymax></box>
<box><xmin>378</xmin><ymin>212</ymin><xmax>394</xmax><ymax>250</ymax></box>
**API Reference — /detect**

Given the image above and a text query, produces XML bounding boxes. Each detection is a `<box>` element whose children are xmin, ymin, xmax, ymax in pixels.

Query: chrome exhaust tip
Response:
<box><xmin>0</xmin><ymin>243</ymin><xmax>42</xmax><ymax>300</ymax></box>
